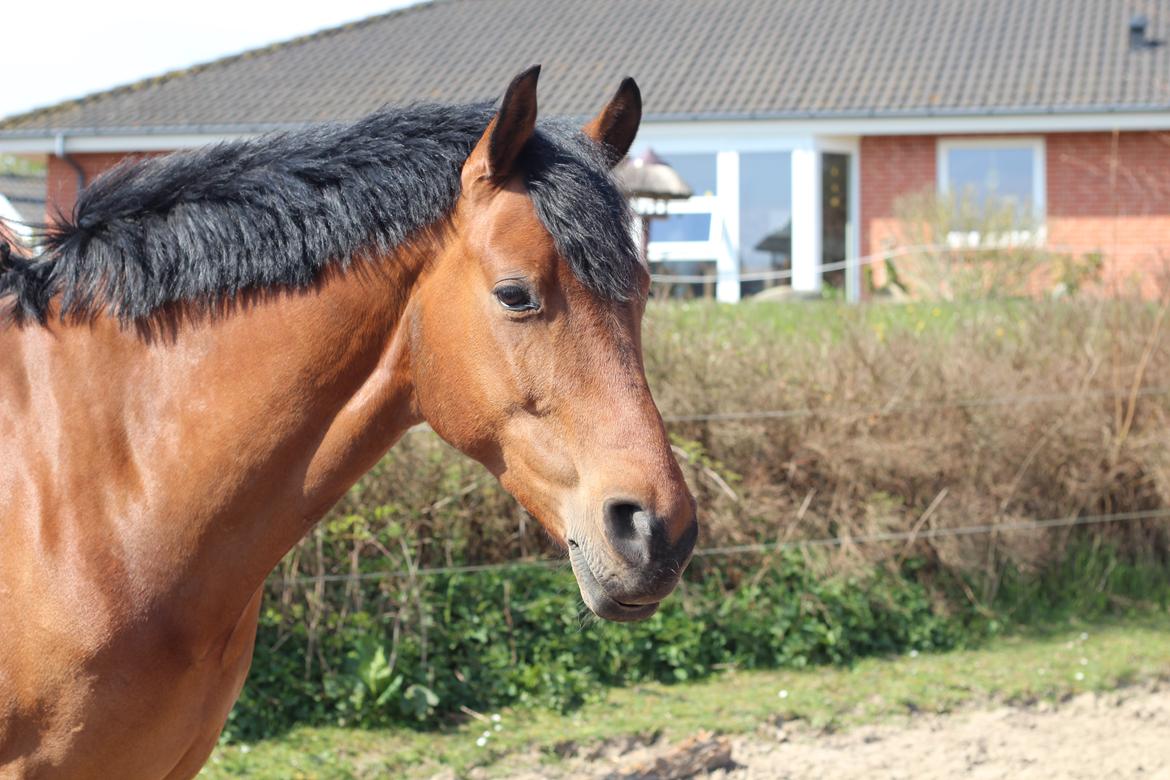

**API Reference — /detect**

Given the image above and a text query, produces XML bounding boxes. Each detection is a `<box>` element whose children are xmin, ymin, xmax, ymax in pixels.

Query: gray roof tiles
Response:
<box><xmin>2</xmin><ymin>0</ymin><xmax>1168</xmax><ymax>135</ymax></box>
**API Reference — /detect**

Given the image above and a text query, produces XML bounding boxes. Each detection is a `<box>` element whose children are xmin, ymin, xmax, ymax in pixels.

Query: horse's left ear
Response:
<box><xmin>463</xmin><ymin>65</ymin><xmax>541</xmax><ymax>186</ymax></box>
<box><xmin>583</xmin><ymin>77</ymin><xmax>642</xmax><ymax>168</ymax></box>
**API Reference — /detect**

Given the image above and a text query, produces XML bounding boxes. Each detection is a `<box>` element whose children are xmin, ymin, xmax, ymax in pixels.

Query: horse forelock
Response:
<box><xmin>0</xmin><ymin>102</ymin><xmax>640</xmax><ymax>324</ymax></box>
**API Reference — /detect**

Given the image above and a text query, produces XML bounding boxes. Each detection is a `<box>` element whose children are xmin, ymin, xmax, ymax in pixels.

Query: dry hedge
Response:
<box><xmin>300</xmin><ymin>298</ymin><xmax>1170</xmax><ymax>588</ymax></box>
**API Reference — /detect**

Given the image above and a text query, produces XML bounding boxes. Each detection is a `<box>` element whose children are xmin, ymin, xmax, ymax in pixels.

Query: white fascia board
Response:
<box><xmin>636</xmin><ymin>125</ymin><xmax>815</xmax><ymax>153</ymax></box>
<box><xmin>0</xmin><ymin>132</ymin><xmax>260</xmax><ymax>154</ymax></box>
<box><xmin>3</xmin><ymin>110</ymin><xmax>1169</xmax><ymax>155</ymax></box>
<box><xmin>640</xmin><ymin>112</ymin><xmax>1170</xmax><ymax>141</ymax></box>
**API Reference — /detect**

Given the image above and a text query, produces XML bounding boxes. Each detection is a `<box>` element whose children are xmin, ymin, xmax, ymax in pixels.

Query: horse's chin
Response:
<box><xmin>567</xmin><ymin>541</ymin><xmax>662</xmax><ymax>622</ymax></box>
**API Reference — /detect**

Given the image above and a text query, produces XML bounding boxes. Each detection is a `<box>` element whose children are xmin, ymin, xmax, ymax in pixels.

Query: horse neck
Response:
<box><xmin>10</xmin><ymin>243</ymin><xmax>431</xmax><ymax>639</ymax></box>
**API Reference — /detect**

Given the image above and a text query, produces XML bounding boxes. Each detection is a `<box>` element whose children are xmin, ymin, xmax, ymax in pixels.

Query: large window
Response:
<box><xmin>738</xmin><ymin>151</ymin><xmax>793</xmax><ymax>297</ymax></box>
<box><xmin>938</xmin><ymin>139</ymin><xmax>1045</xmax><ymax>237</ymax></box>
<box><xmin>631</xmin><ymin>142</ymin><xmax>857</xmax><ymax>301</ymax></box>
<box><xmin>646</xmin><ymin>152</ymin><xmax>719</xmax><ymax>262</ymax></box>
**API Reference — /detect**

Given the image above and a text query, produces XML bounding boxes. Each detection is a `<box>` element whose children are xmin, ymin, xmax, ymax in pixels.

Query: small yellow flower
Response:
<box><xmin>931</xmin><ymin>307</ymin><xmax>942</xmax><ymax>317</ymax></box>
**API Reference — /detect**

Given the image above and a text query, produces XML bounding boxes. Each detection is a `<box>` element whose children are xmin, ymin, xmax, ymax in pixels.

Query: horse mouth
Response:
<box><xmin>567</xmin><ymin>540</ymin><xmax>661</xmax><ymax>622</ymax></box>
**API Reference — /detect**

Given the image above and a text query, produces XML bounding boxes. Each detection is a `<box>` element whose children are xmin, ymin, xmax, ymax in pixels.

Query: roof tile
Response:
<box><xmin>2</xmin><ymin>0</ymin><xmax>1168</xmax><ymax>135</ymax></box>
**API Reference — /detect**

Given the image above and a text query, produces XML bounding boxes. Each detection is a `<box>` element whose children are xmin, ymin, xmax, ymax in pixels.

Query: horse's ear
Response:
<box><xmin>464</xmin><ymin>65</ymin><xmax>541</xmax><ymax>186</ymax></box>
<box><xmin>583</xmin><ymin>77</ymin><xmax>642</xmax><ymax>168</ymax></box>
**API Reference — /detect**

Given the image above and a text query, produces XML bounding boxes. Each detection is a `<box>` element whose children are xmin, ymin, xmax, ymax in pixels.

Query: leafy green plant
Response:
<box><xmin>338</xmin><ymin>637</ymin><xmax>403</xmax><ymax>722</ymax></box>
<box><xmin>226</xmin><ymin>555</ymin><xmax>962</xmax><ymax>739</ymax></box>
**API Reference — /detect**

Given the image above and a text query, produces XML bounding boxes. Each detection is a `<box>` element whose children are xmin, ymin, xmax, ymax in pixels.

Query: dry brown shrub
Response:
<box><xmin>292</xmin><ymin>294</ymin><xmax>1170</xmax><ymax>589</ymax></box>
<box><xmin>882</xmin><ymin>190</ymin><xmax>1104</xmax><ymax>300</ymax></box>
<box><xmin>642</xmin><ymin>295</ymin><xmax>1170</xmax><ymax>581</ymax></box>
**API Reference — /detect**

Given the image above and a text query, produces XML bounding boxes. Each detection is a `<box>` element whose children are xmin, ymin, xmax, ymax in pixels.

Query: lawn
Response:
<box><xmin>202</xmin><ymin>615</ymin><xmax>1170</xmax><ymax>779</ymax></box>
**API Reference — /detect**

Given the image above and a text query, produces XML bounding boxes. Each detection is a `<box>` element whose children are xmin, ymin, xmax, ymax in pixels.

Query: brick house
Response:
<box><xmin>0</xmin><ymin>0</ymin><xmax>1167</xmax><ymax>300</ymax></box>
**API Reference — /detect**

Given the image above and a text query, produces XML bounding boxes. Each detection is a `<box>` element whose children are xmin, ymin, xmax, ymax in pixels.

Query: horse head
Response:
<box><xmin>408</xmin><ymin>67</ymin><xmax>698</xmax><ymax>621</ymax></box>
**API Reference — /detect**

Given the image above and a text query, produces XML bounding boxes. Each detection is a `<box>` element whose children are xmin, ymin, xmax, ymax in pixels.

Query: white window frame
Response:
<box><xmin>936</xmin><ymin>137</ymin><xmax>1047</xmax><ymax>246</ymax></box>
<box><xmin>631</xmin><ymin>130</ymin><xmax>860</xmax><ymax>302</ymax></box>
<box><xmin>645</xmin><ymin>195</ymin><xmax>720</xmax><ymax>262</ymax></box>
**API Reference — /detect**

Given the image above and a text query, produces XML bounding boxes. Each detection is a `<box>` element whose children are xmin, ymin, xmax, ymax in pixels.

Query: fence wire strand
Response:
<box><xmin>661</xmin><ymin>385</ymin><xmax>1170</xmax><ymax>424</ymax></box>
<box><xmin>276</xmin><ymin>507</ymin><xmax>1170</xmax><ymax>586</ymax></box>
<box><xmin>645</xmin><ymin>241</ymin><xmax>1170</xmax><ymax>285</ymax></box>
<box><xmin>397</xmin><ymin>385</ymin><xmax>1170</xmax><ymax>434</ymax></box>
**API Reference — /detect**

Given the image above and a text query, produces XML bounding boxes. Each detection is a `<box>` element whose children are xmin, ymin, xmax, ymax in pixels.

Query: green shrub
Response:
<box><xmin>226</xmin><ymin>541</ymin><xmax>1166</xmax><ymax>742</ymax></box>
<box><xmin>225</xmin><ymin>554</ymin><xmax>966</xmax><ymax>741</ymax></box>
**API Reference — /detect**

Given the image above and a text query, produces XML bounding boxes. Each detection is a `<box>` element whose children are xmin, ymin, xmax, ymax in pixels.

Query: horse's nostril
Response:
<box><xmin>604</xmin><ymin>500</ymin><xmax>646</xmax><ymax>540</ymax></box>
<box><xmin>603</xmin><ymin>499</ymin><xmax>658</xmax><ymax>565</ymax></box>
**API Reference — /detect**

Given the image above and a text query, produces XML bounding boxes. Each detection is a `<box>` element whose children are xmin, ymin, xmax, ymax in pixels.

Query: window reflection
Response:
<box><xmin>945</xmin><ymin>146</ymin><xmax>1037</xmax><ymax>223</ymax></box>
<box><xmin>822</xmin><ymin>152</ymin><xmax>850</xmax><ymax>289</ymax></box>
<box><xmin>645</xmin><ymin>152</ymin><xmax>719</xmax><ymax>298</ymax></box>
<box><xmin>651</xmin><ymin>260</ymin><xmax>717</xmax><ymax>299</ymax></box>
<box><xmin>649</xmin><ymin>213</ymin><xmax>712</xmax><ymax>243</ymax></box>
<box><xmin>660</xmin><ymin>153</ymin><xmax>718</xmax><ymax>197</ymax></box>
<box><xmin>739</xmin><ymin>152</ymin><xmax>792</xmax><ymax>297</ymax></box>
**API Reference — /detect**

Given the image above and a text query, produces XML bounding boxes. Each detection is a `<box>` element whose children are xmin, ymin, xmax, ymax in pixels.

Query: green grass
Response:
<box><xmin>202</xmin><ymin>615</ymin><xmax>1170</xmax><ymax>779</ymax></box>
<box><xmin>643</xmin><ymin>297</ymin><xmax>1036</xmax><ymax>342</ymax></box>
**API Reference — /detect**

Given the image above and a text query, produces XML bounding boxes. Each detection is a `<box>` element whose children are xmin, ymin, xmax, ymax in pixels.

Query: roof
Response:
<box><xmin>2</xmin><ymin>0</ymin><xmax>1169</xmax><ymax>136</ymax></box>
<box><xmin>0</xmin><ymin>173</ymin><xmax>46</xmax><ymax>223</ymax></box>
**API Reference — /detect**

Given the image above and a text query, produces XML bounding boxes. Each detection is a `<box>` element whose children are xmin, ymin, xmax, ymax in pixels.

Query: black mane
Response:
<box><xmin>0</xmin><ymin>103</ymin><xmax>639</xmax><ymax>322</ymax></box>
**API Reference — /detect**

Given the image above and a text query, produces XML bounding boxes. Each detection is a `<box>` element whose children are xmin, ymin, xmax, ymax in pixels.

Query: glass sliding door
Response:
<box><xmin>645</xmin><ymin>151</ymin><xmax>720</xmax><ymax>298</ymax></box>
<box><xmin>738</xmin><ymin>151</ymin><xmax>793</xmax><ymax>298</ymax></box>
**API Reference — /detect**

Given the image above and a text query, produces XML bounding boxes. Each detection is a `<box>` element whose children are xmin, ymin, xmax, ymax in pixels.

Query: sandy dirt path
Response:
<box><xmin>505</xmin><ymin>682</ymin><xmax>1170</xmax><ymax>779</ymax></box>
<box><xmin>721</xmin><ymin>683</ymin><xmax>1170</xmax><ymax>780</ymax></box>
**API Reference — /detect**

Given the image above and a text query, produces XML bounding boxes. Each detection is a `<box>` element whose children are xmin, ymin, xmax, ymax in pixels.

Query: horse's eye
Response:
<box><xmin>494</xmin><ymin>284</ymin><xmax>538</xmax><ymax>312</ymax></box>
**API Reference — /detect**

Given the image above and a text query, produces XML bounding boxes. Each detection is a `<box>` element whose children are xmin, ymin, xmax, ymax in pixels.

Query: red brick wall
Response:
<box><xmin>860</xmin><ymin>131</ymin><xmax>1170</xmax><ymax>296</ymax></box>
<box><xmin>859</xmin><ymin>135</ymin><xmax>937</xmax><ymax>259</ymax></box>
<box><xmin>1047</xmin><ymin>132</ymin><xmax>1170</xmax><ymax>295</ymax></box>
<box><xmin>46</xmin><ymin>152</ymin><xmax>166</xmax><ymax>221</ymax></box>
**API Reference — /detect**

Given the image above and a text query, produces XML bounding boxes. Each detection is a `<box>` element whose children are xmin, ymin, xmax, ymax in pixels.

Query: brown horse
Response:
<box><xmin>0</xmin><ymin>67</ymin><xmax>697</xmax><ymax>778</ymax></box>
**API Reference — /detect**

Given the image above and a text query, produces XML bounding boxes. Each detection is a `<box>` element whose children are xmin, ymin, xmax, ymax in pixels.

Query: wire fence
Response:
<box><xmin>392</xmin><ymin>384</ymin><xmax>1170</xmax><ymax>434</ymax></box>
<box><xmin>645</xmin><ymin>241</ymin><xmax>1170</xmax><ymax>285</ymax></box>
<box><xmin>648</xmin><ymin>242</ymin><xmax>927</xmax><ymax>285</ymax></box>
<box><xmin>660</xmin><ymin>385</ymin><xmax>1170</xmax><ymax>424</ymax></box>
<box><xmin>321</xmin><ymin>381</ymin><xmax>1170</xmax><ymax>589</ymax></box>
<box><xmin>275</xmin><ymin>276</ymin><xmax>1170</xmax><ymax>592</ymax></box>
<box><xmin>274</xmin><ymin>507</ymin><xmax>1170</xmax><ymax>586</ymax></box>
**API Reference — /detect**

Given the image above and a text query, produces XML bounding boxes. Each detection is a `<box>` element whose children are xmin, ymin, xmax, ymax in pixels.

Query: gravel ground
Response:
<box><xmin>502</xmin><ymin>682</ymin><xmax>1170</xmax><ymax>779</ymax></box>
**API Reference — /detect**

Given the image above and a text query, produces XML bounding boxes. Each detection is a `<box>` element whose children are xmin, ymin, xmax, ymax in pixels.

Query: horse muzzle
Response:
<box><xmin>567</xmin><ymin>506</ymin><xmax>698</xmax><ymax>622</ymax></box>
